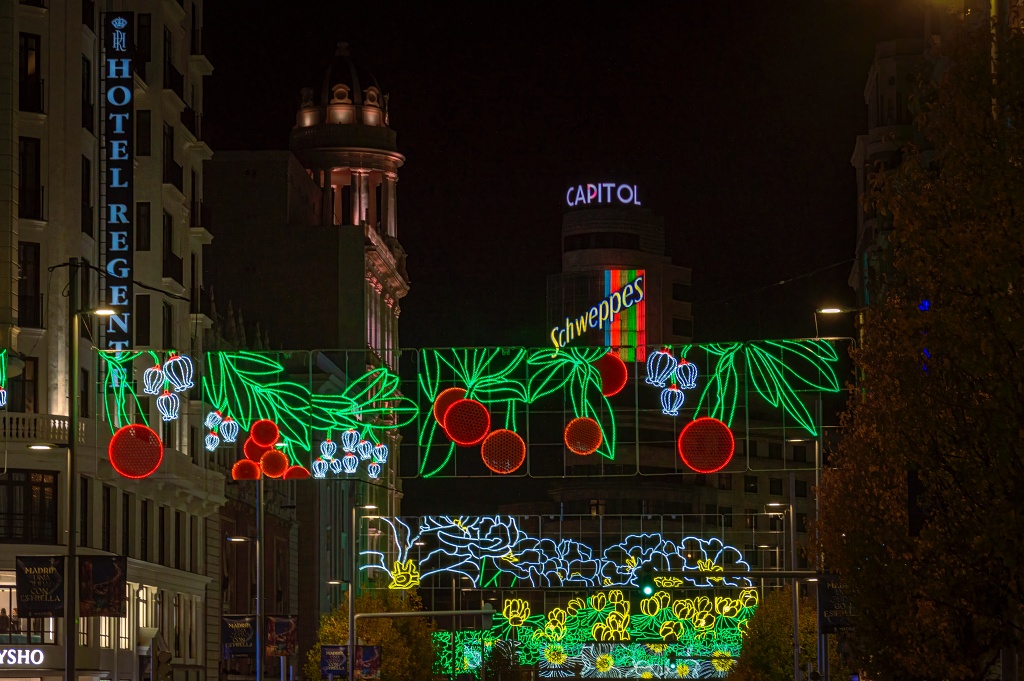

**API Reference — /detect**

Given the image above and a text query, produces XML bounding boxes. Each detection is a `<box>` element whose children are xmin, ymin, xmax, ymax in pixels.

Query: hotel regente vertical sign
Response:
<box><xmin>102</xmin><ymin>13</ymin><xmax>135</xmax><ymax>350</ymax></box>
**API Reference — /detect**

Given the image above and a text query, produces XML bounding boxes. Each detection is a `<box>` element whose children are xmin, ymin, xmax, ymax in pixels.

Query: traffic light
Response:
<box><xmin>637</xmin><ymin>566</ymin><xmax>655</xmax><ymax>597</ymax></box>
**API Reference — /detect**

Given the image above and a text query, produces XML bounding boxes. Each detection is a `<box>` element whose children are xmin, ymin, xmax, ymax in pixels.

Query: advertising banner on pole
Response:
<box><xmin>266</xmin><ymin>615</ymin><xmax>297</xmax><ymax>657</ymax></box>
<box><xmin>79</xmin><ymin>556</ymin><xmax>127</xmax><ymax>617</ymax></box>
<box><xmin>223</xmin><ymin>616</ymin><xmax>256</xmax><ymax>658</ymax></box>
<box><xmin>319</xmin><ymin>646</ymin><xmax>382</xmax><ymax>679</ymax></box>
<box><xmin>15</xmin><ymin>556</ymin><xmax>64</xmax><ymax>617</ymax></box>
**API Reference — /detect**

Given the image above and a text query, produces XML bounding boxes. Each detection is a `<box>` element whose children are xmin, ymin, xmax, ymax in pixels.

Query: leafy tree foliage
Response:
<box><xmin>303</xmin><ymin>590</ymin><xmax>434</xmax><ymax>681</ymax></box>
<box><xmin>730</xmin><ymin>586</ymin><xmax>831</xmax><ymax>681</ymax></box>
<box><xmin>818</xmin><ymin>18</ymin><xmax>1024</xmax><ymax>681</ymax></box>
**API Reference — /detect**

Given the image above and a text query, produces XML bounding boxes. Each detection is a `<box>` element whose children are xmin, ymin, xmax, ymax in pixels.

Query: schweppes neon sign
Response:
<box><xmin>550</xmin><ymin>275</ymin><xmax>644</xmax><ymax>351</ymax></box>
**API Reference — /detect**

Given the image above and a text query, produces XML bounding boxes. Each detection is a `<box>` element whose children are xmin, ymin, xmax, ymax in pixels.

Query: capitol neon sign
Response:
<box><xmin>566</xmin><ymin>183</ymin><xmax>641</xmax><ymax>208</ymax></box>
<box><xmin>550</xmin><ymin>275</ymin><xmax>644</xmax><ymax>350</ymax></box>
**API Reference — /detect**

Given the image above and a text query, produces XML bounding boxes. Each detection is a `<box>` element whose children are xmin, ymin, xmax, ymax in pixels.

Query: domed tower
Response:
<box><xmin>290</xmin><ymin>42</ymin><xmax>408</xmax><ymax>362</ymax></box>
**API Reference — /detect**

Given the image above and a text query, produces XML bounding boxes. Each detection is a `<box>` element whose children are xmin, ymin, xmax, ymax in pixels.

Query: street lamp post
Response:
<box><xmin>346</xmin><ymin>480</ymin><xmax>375</xmax><ymax>681</ymax></box>
<box><xmin>63</xmin><ymin>259</ymin><xmax>116</xmax><ymax>681</ymax></box>
<box><xmin>769</xmin><ymin>497</ymin><xmax>799</xmax><ymax>681</ymax></box>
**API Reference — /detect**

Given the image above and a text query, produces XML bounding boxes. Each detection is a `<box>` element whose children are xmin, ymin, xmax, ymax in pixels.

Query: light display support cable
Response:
<box><xmin>66</xmin><ymin>258</ymin><xmax>80</xmax><ymax>681</ymax></box>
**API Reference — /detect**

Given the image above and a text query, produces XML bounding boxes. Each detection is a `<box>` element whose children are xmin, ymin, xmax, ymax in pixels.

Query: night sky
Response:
<box><xmin>204</xmin><ymin>1</ymin><xmax>926</xmax><ymax>348</ymax></box>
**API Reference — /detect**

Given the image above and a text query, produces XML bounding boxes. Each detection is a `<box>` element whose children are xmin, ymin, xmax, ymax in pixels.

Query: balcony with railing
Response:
<box><xmin>163</xmin><ymin>251</ymin><xmax>184</xmax><ymax>286</ymax></box>
<box><xmin>163</xmin><ymin>161</ymin><xmax>184</xmax><ymax>193</ymax></box>
<box><xmin>19</xmin><ymin>79</ymin><xmax>44</xmax><ymax>114</ymax></box>
<box><xmin>163</xmin><ymin>63</ymin><xmax>185</xmax><ymax>103</ymax></box>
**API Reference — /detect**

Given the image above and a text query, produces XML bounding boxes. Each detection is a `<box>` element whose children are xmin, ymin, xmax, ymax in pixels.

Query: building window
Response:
<box><xmin>720</xmin><ymin>506</ymin><xmax>733</xmax><ymax>528</ymax></box>
<box><xmin>158</xmin><ymin>506</ymin><xmax>167</xmax><ymax>566</ymax></box>
<box><xmin>796</xmin><ymin>480</ymin><xmax>808</xmax><ymax>498</ymax></box>
<box><xmin>102</xmin><ymin>485</ymin><xmax>112</xmax><ymax>552</ymax></box>
<box><xmin>79</xmin><ymin>616</ymin><xmax>90</xmax><ymax>646</ymax></box>
<box><xmin>671</xmin><ymin>281</ymin><xmax>690</xmax><ymax>302</ymax></box>
<box><xmin>172</xmin><ymin>592</ymin><xmax>181</xmax><ymax>657</ymax></box>
<box><xmin>137</xmin><ymin>111</ymin><xmax>152</xmax><ymax>156</ymax></box>
<box><xmin>797</xmin><ymin>512</ymin><xmax>808</xmax><ymax>534</ymax></box>
<box><xmin>81</xmin><ymin>56</ymin><xmax>93</xmax><ymax>132</ymax></box>
<box><xmin>136</xmin><ymin>295</ymin><xmax>151</xmax><ymax>346</ymax></box>
<box><xmin>81</xmin><ymin>156</ymin><xmax>92</xmax><ymax>235</ymax></box>
<box><xmin>163</xmin><ymin>210</ymin><xmax>174</xmax><ymax>257</ymax></box>
<box><xmin>138</xmin><ymin>14</ymin><xmax>152</xmax><ymax>64</ymax></box>
<box><xmin>6</xmin><ymin>356</ymin><xmax>38</xmax><ymax>413</ymax></box>
<box><xmin>163</xmin><ymin>123</ymin><xmax>174</xmax><ymax>166</ymax></box>
<box><xmin>18</xmin><ymin>33</ymin><xmax>42</xmax><ymax>113</ymax></box>
<box><xmin>18</xmin><ymin>137</ymin><xmax>42</xmax><ymax>220</ymax></box>
<box><xmin>744</xmin><ymin>508</ymin><xmax>758</xmax><ymax>530</ymax></box>
<box><xmin>768</xmin><ymin>442</ymin><xmax>783</xmax><ymax>459</ymax></box>
<box><xmin>671</xmin><ymin>317</ymin><xmax>693</xmax><ymax>338</ymax></box>
<box><xmin>717</xmin><ymin>473</ymin><xmax>732</xmax><ymax>490</ymax></box>
<box><xmin>162</xmin><ymin>302</ymin><xmax>173</xmax><ymax>349</ymax></box>
<box><xmin>174</xmin><ymin>512</ymin><xmax>183</xmax><ymax>570</ymax></box>
<box><xmin>79</xmin><ymin>477</ymin><xmax>89</xmax><ymax>547</ymax></box>
<box><xmin>17</xmin><ymin>242</ymin><xmax>42</xmax><ymax>330</ymax></box>
<box><xmin>704</xmin><ymin>503</ymin><xmax>717</xmax><ymax>518</ymax></box>
<box><xmin>769</xmin><ymin>478</ymin><xmax>783</xmax><ymax>496</ymax></box>
<box><xmin>138</xmin><ymin>588</ymin><xmax>149</xmax><ymax>628</ymax></box>
<box><xmin>0</xmin><ymin>586</ymin><xmax>55</xmax><ymax>644</ymax></box>
<box><xmin>99</xmin><ymin>616</ymin><xmax>112</xmax><ymax>648</ymax></box>
<box><xmin>589</xmin><ymin>499</ymin><xmax>605</xmax><ymax>516</ymax></box>
<box><xmin>141</xmin><ymin>501</ymin><xmax>150</xmax><ymax>560</ymax></box>
<box><xmin>743</xmin><ymin>475</ymin><xmax>758</xmax><ymax>494</ymax></box>
<box><xmin>792</xmin><ymin>445</ymin><xmax>808</xmax><ymax>463</ymax></box>
<box><xmin>769</xmin><ymin>515</ymin><xmax>784</xmax><ymax>532</ymax></box>
<box><xmin>749</xmin><ymin>440</ymin><xmax>761</xmax><ymax>457</ymax></box>
<box><xmin>745</xmin><ymin>545</ymin><xmax>760</xmax><ymax>567</ymax></box>
<box><xmin>80</xmin><ymin>368</ymin><xmax>90</xmax><ymax>418</ymax></box>
<box><xmin>137</xmin><ymin>202</ymin><xmax>152</xmax><ymax>250</ymax></box>
<box><xmin>0</xmin><ymin>471</ymin><xmax>58</xmax><ymax>544</ymax></box>
<box><xmin>122</xmin><ymin>492</ymin><xmax>132</xmax><ymax>556</ymax></box>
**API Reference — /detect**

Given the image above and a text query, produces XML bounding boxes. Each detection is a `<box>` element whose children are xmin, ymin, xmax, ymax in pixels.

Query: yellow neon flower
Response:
<box><xmin>738</xmin><ymin>588</ymin><xmax>759</xmax><ymax>608</ymax></box>
<box><xmin>589</xmin><ymin>592</ymin><xmax>607</xmax><ymax>611</ymax></box>
<box><xmin>608</xmin><ymin>589</ymin><xmax>626</xmax><ymax>604</ymax></box>
<box><xmin>500</xmin><ymin>550</ymin><xmax>519</xmax><ymax>563</ymax></box>
<box><xmin>714</xmin><ymin>596</ymin><xmax>741</xmax><ymax>617</ymax></box>
<box><xmin>595</xmin><ymin>654</ymin><xmax>614</xmax><ymax>673</ymax></box>
<box><xmin>640</xmin><ymin>596</ymin><xmax>661</xmax><ymax>616</ymax></box>
<box><xmin>659</xmin><ymin>620</ymin><xmax>682</xmax><ymax>641</ymax></box>
<box><xmin>711</xmin><ymin>651</ymin><xmax>735</xmax><ymax>672</ymax></box>
<box><xmin>672</xmin><ymin>598</ymin><xmax>693</xmax><ymax>620</ymax></box>
<box><xmin>697</xmin><ymin>559</ymin><xmax>724</xmax><ymax>582</ymax></box>
<box><xmin>566</xmin><ymin>597</ymin><xmax>586</xmax><ymax>616</ymax></box>
<box><xmin>548</xmin><ymin>608</ymin><xmax>567</xmax><ymax>627</ymax></box>
<box><xmin>503</xmin><ymin>598</ymin><xmax>530</xmax><ymax>627</ymax></box>
<box><xmin>544</xmin><ymin>645</ymin><xmax>567</xmax><ymax>665</ymax></box>
<box><xmin>641</xmin><ymin>672</ymin><xmax>654</xmax><ymax>678</ymax></box>
<box><xmin>676</xmin><ymin>663</ymin><xmax>691</xmax><ymax>678</ymax></box>
<box><xmin>388</xmin><ymin>559</ymin><xmax>420</xmax><ymax>589</ymax></box>
<box><xmin>689</xmin><ymin>597</ymin><xmax>715</xmax><ymax>629</ymax></box>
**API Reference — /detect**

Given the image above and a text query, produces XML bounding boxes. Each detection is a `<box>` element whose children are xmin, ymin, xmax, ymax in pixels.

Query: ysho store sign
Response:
<box><xmin>102</xmin><ymin>12</ymin><xmax>135</xmax><ymax>350</ymax></box>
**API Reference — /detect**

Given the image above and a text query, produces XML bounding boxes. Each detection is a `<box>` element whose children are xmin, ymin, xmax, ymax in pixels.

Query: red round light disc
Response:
<box><xmin>244</xmin><ymin>437</ymin><xmax>271</xmax><ymax>462</ymax></box>
<box><xmin>433</xmin><ymin>387</ymin><xmax>467</xmax><ymax>426</ymax></box>
<box><xmin>593</xmin><ymin>353</ymin><xmax>628</xmax><ymax>397</ymax></box>
<box><xmin>259</xmin><ymin>450</ymin><xmax>289</xmax><ymax>478</ymax></box>
<box><xmin>677</xmin><ymin>417</ymin><xmax>735</xmax><ymax>473</ymax></box>
<box><xmin>443</xmin><ymin>399</ymin><xmax>491</xmax><ymax>446</ymax></box>
<box><xmin>249</xmin><ymin>419</ymin><xmax>280</xmax><ymax>447</ymax></box>
<box><xmin>282</xmin><ymin>465</ymin><xmax>311</xmax><ymax>480</ymax></box>
<box><xmin>564</xmin><ymin>417</ymin><xmax>603</xmax><ymax>456</ymax></box>
<box><xmin>109</xmin><ymin>424</ymin><xmax>164</xmax><ymax>479</ymax></box>
<box><xmin>232</xmin><ymin>459</ymin><xmax>261</xmax><ymax>480</ymax></box>
<box><xmin>480</xmin><ymin>429</ymin><xmax>527</xmax><ymax>474</ymax></box>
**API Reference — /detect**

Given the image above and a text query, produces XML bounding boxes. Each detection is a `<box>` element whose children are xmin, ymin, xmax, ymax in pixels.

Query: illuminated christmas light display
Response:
<box><xmin>660</xmin><ymin>385</ymin><xmax>685</xmax><ymax>417</ymax></box>
<box><xmin>342</xmin><ymin>452</ymin><xmax>359</xmax><ymax>473</ymax></box>
<box><xmin>675</xmin><ymin>359</ymin><xmax>698</xmax><ymax>390</ymax></box>
<box><xmin>205</xmin><ymin>433</ymin><xmax>220</xmax><ymax>451</ymax></box>
<box><xmin>220</xmin><ymin>418</ymin><xmax>240</xmax><ymax>442</ymax></box>
<box><xmin>163</xmin><ymin>353</ymin><xmax>195</xmax><ymax>392</ymax></box>
<box><xmin>677</xmin><ymin>418</ymin><xmax>735</xmax><ymax>474</ymax></box>
<box><xmin>361</xmin><ymin>516</ymin><xmax>751</xmax><ymax>590</ymax></box>
<box><xmin>156</xmin><ymin>390</ymin><xmax>180</xmax><ymax>421</ymax></box>
<box><xmin>312</xmin><ymin>459</ymin><xmax>328</xmax><ymax>479</ymax></box>
<box><xmin>373</xmin><ymin>443</ymin><xmax>390</xmax><ymax>464</ymax></box>
<box><xmin>368</xmin><ymin>462</ymin><xmax>381</xmax><ymax>479</ymax></box>
<box><xmin>645</xmin><ymin>348</ymin><xmax>677</xmax><ymax>387</ymax></box>
<box><xmin>0</xmin><ymin>349</ymin><xmax>6</xmax><ymax>408</ymax></box>
<box><xmin>431</xmin><ymin>587</ymin><xmax>755</xmax><ymax>679</ymax></box>
<box><xmin>320</xmin><ymin>439</ymin><xmax>338</xmax><ymax>460</ymax></box>
<box><xmin>86</xmin><ymin>341</ymin><xmax>839</xmax><ymax>476</ymax></box>
<box><xmin>143</xmin><ymin>365</ymin><xmax>164</xmax><ymax>395</ymax></box>
<box><xmin>109</xmin><ymin>424</ymin><xmax>164</xmax><ymax>479</ymax></box>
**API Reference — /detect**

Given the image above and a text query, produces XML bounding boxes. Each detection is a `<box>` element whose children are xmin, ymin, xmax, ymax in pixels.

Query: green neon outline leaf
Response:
<box><xmin>691</xmin><ymin>343</ymin><xmax>741</xmax><ymax>426</ymax></box>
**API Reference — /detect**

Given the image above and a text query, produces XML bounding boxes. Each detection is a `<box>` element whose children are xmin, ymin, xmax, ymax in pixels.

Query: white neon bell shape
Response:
<box><xmin>645</xmin><ymin>349</ymin><xmax>676</xmax><ymax>387</ymax></box>
<box><xmin>220</xmin><ymin>418</ymin><xmax>240</xmax><ymax>443</ymax></box>
<box><xmin>143</xmin><ymin>365</ymin><xmax>164</xmax><ymax>395</ymax></box>
<box><xmin>341</xmin><ymin>429</ymin><xmax>359</xmax><ymax>452</ymax></box>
